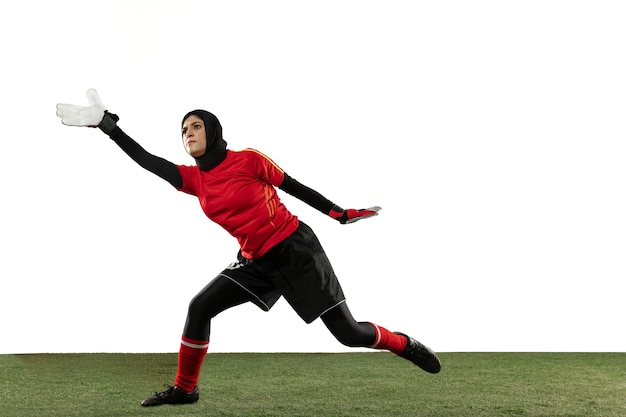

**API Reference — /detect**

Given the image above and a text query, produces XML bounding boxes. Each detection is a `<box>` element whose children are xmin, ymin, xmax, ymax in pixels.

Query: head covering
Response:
<box><xmin>181</xmin><ymin>109</ymin><xmax>228</xmax><ymax>171</ymax></box>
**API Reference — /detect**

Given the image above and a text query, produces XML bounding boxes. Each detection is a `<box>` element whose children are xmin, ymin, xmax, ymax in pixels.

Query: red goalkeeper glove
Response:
<box><xmin>329</xmin><ymin>205</ymin><xmax>381</xmax><ymax>224</ymax></box>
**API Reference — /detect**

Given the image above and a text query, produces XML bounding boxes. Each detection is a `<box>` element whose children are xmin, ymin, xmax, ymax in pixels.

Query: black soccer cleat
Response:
<box><xmin>395</xmin><ymin>332</ymin><xmax>442</xmax><ymax>374</ymax></box>
<box><xmin>140</xmin><ymin>385</ymin><xmax>199</xmax><ymax>407</ymax></box>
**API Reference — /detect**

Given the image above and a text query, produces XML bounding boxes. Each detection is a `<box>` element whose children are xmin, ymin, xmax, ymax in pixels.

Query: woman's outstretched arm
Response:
<box><xmin>107</xmin><ymin>125</ymin><xmax>182</xmax><ymax>189</ymax></box>
<box><xmin>56</xmin><ymin>89</ymin><xmax>182</xmax><ymax>188</ymax></box>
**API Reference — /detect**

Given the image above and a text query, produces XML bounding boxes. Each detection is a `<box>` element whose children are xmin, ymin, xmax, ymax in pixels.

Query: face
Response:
<box><xmin>181</xmin><ymin>115</ymin><xmax>207</xmax><ymax>157</ymax></box>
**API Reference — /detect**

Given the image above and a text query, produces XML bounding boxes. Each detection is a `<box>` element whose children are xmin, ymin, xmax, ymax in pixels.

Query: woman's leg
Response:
<box><xmin>183</xmin><ymin>274</ymin><xmax>254</xmax><ymax>341</ymax></box>
<box><xmin>320</xmin><ymin>302</ymin><xmax>376</xmax><ymax>347</ymax></box>
<box><xmin>321</xmin><ymin>302</ymin><xmax>405</xmax><ymax>352</ymax></box>
<box><xmin>142</xmin><ymin>275</ymin><xmax>253</xmax><ymax>406</ymax></box>
<box><xmin>175</xmin><ymin>275</ymin><xmax>254</xmax><ymax>392</ymax></box>
<box><xmin>321</xmin><ymin>302</ymin><xmax>441</xmax><ymax>374</ymax></box>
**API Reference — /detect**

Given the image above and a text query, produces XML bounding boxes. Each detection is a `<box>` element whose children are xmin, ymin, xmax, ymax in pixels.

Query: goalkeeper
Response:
<box><xmin>56</xmin><ymin>89</ymin><xmax>441</xmax><ymax>408</ymax></box>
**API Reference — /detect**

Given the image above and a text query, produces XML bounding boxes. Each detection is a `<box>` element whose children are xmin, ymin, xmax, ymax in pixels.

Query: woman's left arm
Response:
<box><xmin>279</xmin><ymin>173</ymin><xmax>380</xmax><ymax>224</ymax></box>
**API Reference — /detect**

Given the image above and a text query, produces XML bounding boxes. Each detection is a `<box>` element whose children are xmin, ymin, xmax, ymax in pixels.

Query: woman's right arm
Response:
<box><xmin>56</xmin><ymin>89</ymin><xmax>182</xmax><ymax>189</ymax></box>
<box><xmin>107</xmin><ymin>125</ymin><xmax>183</xmax><ymax>189</ymax></box>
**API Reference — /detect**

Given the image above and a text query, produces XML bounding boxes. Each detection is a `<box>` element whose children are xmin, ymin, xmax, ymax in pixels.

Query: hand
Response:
<box><xmin>56</xmin><ymin>88</ymin><xmax>107</xmax><ymax>127</ymax></box>
<box><xmin>329</xmin><ymin>206</ymin><xmax>381</xmax><ymax>224</ymax></box>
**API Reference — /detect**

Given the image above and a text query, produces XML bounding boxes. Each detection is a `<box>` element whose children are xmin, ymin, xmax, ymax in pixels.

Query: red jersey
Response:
<box><xmin>176</xmin><ymin>149</ymin><xmax>299</xmax><ymax>259</ymax></box>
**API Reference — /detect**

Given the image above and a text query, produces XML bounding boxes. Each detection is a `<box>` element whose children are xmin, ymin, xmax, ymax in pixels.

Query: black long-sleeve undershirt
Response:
<box><xmin>110</xmin><ymin>126</ymin><xmax>183</xmax><ymax>188</ymax></box>
<box><xmin>279</xmin><ymin>174</ymin><xmax>336</xmax><ymax>214</ymax></box>
<box><xmin>107</xmin><ymin>126</ymin><xmax>339</xmax><ymax>215</ymax></box>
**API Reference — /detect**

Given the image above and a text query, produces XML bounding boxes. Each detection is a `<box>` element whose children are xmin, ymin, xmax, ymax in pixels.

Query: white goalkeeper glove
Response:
<box><xmin>56</xmin><ymin>89</ymin><xmax>118</xmax><ymax>135</ymax></box>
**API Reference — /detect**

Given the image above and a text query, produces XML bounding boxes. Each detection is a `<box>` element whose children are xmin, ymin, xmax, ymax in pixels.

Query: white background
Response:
<box><xmin>1</xmin><ymin>1</ymin><xmax>624</xmax><ymax>354</ymax></box>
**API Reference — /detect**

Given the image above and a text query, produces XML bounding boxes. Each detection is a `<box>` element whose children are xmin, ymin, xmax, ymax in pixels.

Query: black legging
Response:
<box><xmin>183</xmin><ymin>275</ymin><xmax>376</xmax><ymax>347</ymax></box>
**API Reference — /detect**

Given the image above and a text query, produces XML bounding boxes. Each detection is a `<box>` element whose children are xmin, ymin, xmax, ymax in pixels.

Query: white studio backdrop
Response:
<box><xmin>1</xmin><ymin>0</ymin><xmax>625</xmax><ymax>354</ymax></box>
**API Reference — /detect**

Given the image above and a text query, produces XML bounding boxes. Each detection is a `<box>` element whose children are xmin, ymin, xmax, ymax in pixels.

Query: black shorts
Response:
<box><xmin>218</xmin><ymin>221</ymin><xmax>345</xmax><ymax>323</ymax></box>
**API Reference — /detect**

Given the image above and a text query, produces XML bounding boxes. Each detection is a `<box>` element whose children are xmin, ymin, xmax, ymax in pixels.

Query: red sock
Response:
<box><xmin>174</xmin><ymin>336</ymin><xmax>209</xmax><ymax>393</ymax></box>
<box><xmin>368</xmin><ymin>323</ymin><xmax>407</xmax><ymax>355</ymax></box>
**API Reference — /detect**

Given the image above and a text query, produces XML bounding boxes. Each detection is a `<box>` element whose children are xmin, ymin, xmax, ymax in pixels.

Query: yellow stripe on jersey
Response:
<box><xmin>241</xmin><ymin>148</ymin><xmax>284</xmax><ymax>173</ymax></box>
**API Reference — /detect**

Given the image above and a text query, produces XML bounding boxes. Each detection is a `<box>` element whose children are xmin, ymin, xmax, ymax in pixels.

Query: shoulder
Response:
<box><xmin>176</xmin><ymin>164</ymin><xmax>203</xmax><ymax>184</ymax></box>
<box><xmin>231</xmin><ymin>148</ymin><xmax>267</xmax><ymax>159</ymax></box>
<box><xmin>232</xmin><ymin>148</ymin><xmax>283</xmax><ymax>171</ymax></box>
<box><xmin>177</xmin><ymin>164</ymin><xmax>199</xmax><ymax>174</ymax></box>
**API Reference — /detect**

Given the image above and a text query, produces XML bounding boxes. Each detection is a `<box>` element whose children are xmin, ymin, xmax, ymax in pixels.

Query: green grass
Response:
<box><xmin>1</xmin><ymin>352</ymin><xmax>624</xmax><ymax>416</ymax></box>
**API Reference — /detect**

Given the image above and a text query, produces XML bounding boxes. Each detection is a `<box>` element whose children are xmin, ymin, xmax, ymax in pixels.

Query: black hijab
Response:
<box><xmin>181</xmin><ymin>109</ymin><xmax>228</xmax><ymax>171</ymax></box>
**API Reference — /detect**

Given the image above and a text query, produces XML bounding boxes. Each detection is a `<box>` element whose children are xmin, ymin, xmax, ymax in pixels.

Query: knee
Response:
<box><xmin>187</xmin><ymin>294</ymin><xmax>211</xmax><ymax>320</ymax></box>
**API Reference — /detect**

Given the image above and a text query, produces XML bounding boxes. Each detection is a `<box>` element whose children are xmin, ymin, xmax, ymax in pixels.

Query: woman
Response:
<box><xmin>56</xmin><ymin>89</ymin><xmax>441</xmax><ymax>407</ymax></box>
